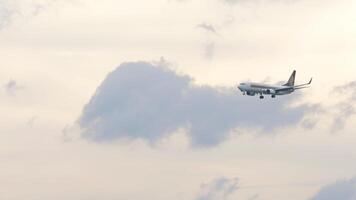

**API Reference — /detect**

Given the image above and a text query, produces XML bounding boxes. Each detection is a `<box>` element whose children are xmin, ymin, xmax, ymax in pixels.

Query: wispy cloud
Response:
<box><xmin>0</xmin><ymin>0</ymin><xmax>66</xmax><ymax>30</ymax></box>
<box><xmin>204</xmin><ymin>42</ymin><xmax>216</xmax><ymax>60</ymax></box>
<box><xmin>328</xmin><ymin>81</ymin><xmax>356</xmax><ymax>132</ymax></box>
<box><xmin>291</xmin><ymin>80</ymin><xmax>356</xmax><ymax>132</ymax></box>
<box><xmin>197</xmin><ymin>23</ymin><xmax>219</xmax><ymax>35</ymax></box>
<box><xmin>196</xmin><ymin>177</ymin><xmax>239</xmax><ymax>200</ymax></box>
<box><xmin>0</xmin><ymin>0</ymin><xmax>15</xmax><ymax>30</ymax></box>
<box><xmin>196</xmin><ymin>23</ymin><xmax>219</xmax><ymax>60</ymax></box>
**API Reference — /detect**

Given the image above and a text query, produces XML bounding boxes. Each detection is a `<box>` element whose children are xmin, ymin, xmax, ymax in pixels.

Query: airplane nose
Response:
<box><xmin>237</xmin><ymin>85</ymin><xmax>242</xmax><ymax>91</ymax></box>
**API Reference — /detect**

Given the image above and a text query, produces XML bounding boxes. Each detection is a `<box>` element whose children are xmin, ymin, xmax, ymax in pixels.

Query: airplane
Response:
<box><xmin>237</xmin><ymin>70</ymin><xmax>312</xmax><ymax>99</ymax></box>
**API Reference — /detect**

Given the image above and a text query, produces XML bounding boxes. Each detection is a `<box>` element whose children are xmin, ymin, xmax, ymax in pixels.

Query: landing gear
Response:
<box><xmin>259</xmin><ymin>95</ymin><xmax>264</xmax><ymax>99</ymax></box>
<box><xmin>271</xmin><ymin>95</ymin><xmax>276</xmax><ymax>98</ymax></box>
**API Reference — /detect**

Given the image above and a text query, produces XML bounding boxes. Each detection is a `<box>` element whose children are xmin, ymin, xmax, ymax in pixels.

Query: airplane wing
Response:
<box><xmin>275</xmin><ymin>78</ymin><xmax>312</xmax><ymax>92</ymax></box>
<box><xmin>294</xmin><ymin>86</ymin><xmax>310</xmax><ymax>90</ymax></box>
<box><xmin>274</xmin><ymin>87</ymin><xmax>293</xmax><ymax>92</ymax></box>
<box><xmin>294</xmin><ymin>78</ymin><xmax>313</xmax><ymax>88</ymax></box>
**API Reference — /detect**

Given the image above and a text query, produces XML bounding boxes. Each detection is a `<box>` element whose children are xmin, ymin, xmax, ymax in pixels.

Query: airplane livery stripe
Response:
<box><xmin>250</xmin><ymin>84</ymin><xmax>278</xmax><ymax>89</ymax></box>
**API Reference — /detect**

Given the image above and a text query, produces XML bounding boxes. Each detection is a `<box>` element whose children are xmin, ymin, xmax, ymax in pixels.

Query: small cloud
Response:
<box><xmin>204</xmin><ymin>42</ymin><xmax>216</xmax><ymax>60</ymax></box>
<box><xmin>0</xmin><ymin>0</ymin><xmax>68</xmax><ymax>30</ymax></box>
<box><xmin>301</xmin><ymin>117</ymin><xmax>319</xmax><ymax>130</ymax></box>
<box><xmin>196</xmin><ymin>23</ymin><xmax>219</xmax><ymax>60</ymax></box>
<box><xmin>333</xmin><ymin>81</ymin><xmax>356</xmax><ymax>101</ymax></box>
<box><xmin>248</xmin><ymin>194</ymin><xmax>260</xmax><ymax>200</ymax></box>
<box><xmin>196</xmin><ymin>177</ymin><xmax>239</xmax><ymax>200</ymax></box>
<box><xmin>4</xmin><ymin>79</ymin><xmax>24</xmax><ymax>95</ymax></box>
<box><xmin>197</xmin><ymin>23</ymin><xmax>219</xmax><ymax>35</ymax></box>
<box><xmin>309</xmin><ymin>177</ymin><xmax>356</xmax><ymax>200</ymax></box>
<box><xmin>328</xmin><ymin>81</ymin><xmax>356</xmax><ymax>132</ymax></box>
<box><xmin>0</xmin><ymin>1</ymin><xmax>15</xmax><ymax>30</ymax></box>
<box><xmin>329</xmin><ymin>103</ymin><xmax>355</xmax><ymax>132</ymax></box>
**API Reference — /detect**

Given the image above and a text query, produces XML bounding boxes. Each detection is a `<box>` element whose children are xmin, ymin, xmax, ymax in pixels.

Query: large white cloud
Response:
<box><xmin>78</xmin><ymin>61</ymin><xmax>316</xmax><ymax>147</ymax></box>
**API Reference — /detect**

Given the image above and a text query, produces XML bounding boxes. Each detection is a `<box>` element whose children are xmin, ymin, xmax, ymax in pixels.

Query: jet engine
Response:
<box><xmin>246</xmin><ymin>91</ymin><xmax>255</xmax><ymax>96</ymax></box>
<box><xmin>265</xmin><ymin>89</ymin><xmax>276</xmax><ymax>95</ymax></box>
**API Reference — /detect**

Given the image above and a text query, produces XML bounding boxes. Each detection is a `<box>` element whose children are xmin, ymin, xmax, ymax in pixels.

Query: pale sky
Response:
<box><xmin>1</xmin><ymin>0</ymin><xmax>356</xmax><ymax>199</ymax></box>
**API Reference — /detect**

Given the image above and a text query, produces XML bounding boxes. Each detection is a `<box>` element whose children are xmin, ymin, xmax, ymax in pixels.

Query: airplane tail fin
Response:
<box><xmin>283</xmin><ymin>70</ymin><xmax>296</xmax><ymax>86</ymax></box>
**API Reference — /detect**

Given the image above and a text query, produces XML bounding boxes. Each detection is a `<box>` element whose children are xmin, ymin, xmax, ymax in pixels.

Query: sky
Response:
<box><xmin>1</xmin><ymin>0</ymin><xmax>356</xmax><ymax>199</ymax></box>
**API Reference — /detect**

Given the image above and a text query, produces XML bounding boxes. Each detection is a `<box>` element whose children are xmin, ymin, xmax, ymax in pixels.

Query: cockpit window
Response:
<box><xmin>240</xmin><ymin>83</ymin><xmax>246</xmax><ymax>85</ymax></box>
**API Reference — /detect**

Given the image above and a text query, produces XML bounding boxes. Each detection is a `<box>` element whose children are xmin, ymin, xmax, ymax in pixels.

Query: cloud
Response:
<box><xmin>0</xmin><ymin>0</ymin><xmax>64</xmax><ymax>30</ymax></box>
<box><xmin>204</xmin><ymin>42</ymin><xmax>216</xmax><ymax>60</ymax></box>
<box><xmin>197</xmin><ymin>23</ymin><xmax>219</xmax><ymax>35</ymax></box>
<box><xmin>329</xmin><ymin>81</ymin><xmax>356</xmax><ymax>132</ymax></box>
<box><xmin>196</xmin><ymin>23</ymin><xmax>219</xmax><ymax>60</ymax></box>
<box><xmin>196</xmin><ymin>177</ymin><xmax>239</xmax><ymax>200</ymax></box>
<box><xmin>0</xmin><ymin>0</ymin><xmax>15</xmax><ymax>29</ymax></box>
<box><xmin>248</xmin><ymin>194</ymin><xmax>260</xmax><ymax>200</ymax></box>
<box><xmin>78</xmin><ymin>61</ymin><xmax>316</xmax><ymax>147</ymax></box>
<box><xmin>309</xmin><ymin>177</ymin><xmax>356</xmax><ymax>200</ymax></box>
<box><xmin>291</xmin><ymin>80</ymin><xmax>356</xmax><ymax>132</ymax></box>
<box><xmin>4</xmin><ymin>79</ymin><xmax>24</xmax><ymax>95</ymax></box>
<box><xmin>330</xmin><ymin>103</ymin><xmax>354</xmax><ymax>132</ymax></box>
